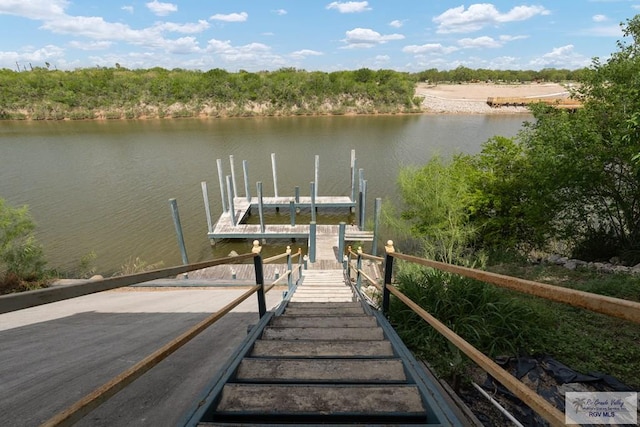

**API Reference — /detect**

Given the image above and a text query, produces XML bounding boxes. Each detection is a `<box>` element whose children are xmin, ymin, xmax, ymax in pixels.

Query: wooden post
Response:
<box><xmin>216</xmin><ymin>158</ymin><xmax>227</xmax><ymax>213</ymax></box>
<box><xmin>309</xmin><ymin>221</ymin><xmax>317</xmax><ymax>263</ymax></box>
<box><xmin>226</xmin><ymin>176</ymin><xmax>236</xmax><ymax>227</ymax></box>
<box><xmin>310</xmin><ymin>182</ymin><xmax>316</xmax><ymax>223</ymax></box>
<box><xmin>373</xmin><ymin>197</ymin><xmax>382</xmax><ymax>256</ymax></box>
<box><xmin>229</xmin><ymin>155</ymin><xmax>238</xmax><ymax>199</ymax></box>
<box><xmin>294</xmin><ymin>186</ymin><xmax>300</xmax><ymax>204</ymax></box>
<box><xmin>257</xmin><ymin>181</ymin><xmax>265</xmax><ymax>234</ymax></box>
<box><xmin>286</xmin><ymin>246</ymin><xmax>293</xmax><ymax>291</ymax></box>
<box><xmin>383</xmin><ymin>240</ymin><xmax>395</xmax><ymax>314</ymax></box>
<box><xmin>252</xmin><ymin>241</ymin><xmax>266</xmax><ymax>318</ymax></box>
<box><xmin>242</xmin><ymin>160</ymin><xmax>251</xmax><ymax>202</ymax></box>
<box><xmin>201</xmin><ymin>181</ymin><xmax>213</xmax><ymax>234</ymax></box>
<box><xmin>356</xmin><ymin>247</ymin><xmax>363</xmax><ymax>292</ymax></box>
<box><xmin>338</xmin><ymin>222</ymin><xmax>346</xmax><ymax>261</ymax></box>
<box><xmin>271</xmin><ymin>153</ymin><xmax>278</xmax><ymax>198</ymax></box>
<box><xmin>169</xmin><ymin>198</ymin><xmax>189</xmax><ymax>279</ymax></box>
<box><xmin>314</xmin><ymin>155</ymin><xmax>319</xmax><ymax>200</ymax></box>
<box><xmin>289</xmin><ymin>199</ymin><xmax>296</xmax><ymax>226</ymax></box>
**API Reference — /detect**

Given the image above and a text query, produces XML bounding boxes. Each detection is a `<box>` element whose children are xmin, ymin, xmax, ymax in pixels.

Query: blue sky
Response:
<box><xmin>0</xmin><ymin>1</ymin><xmax>638</xmax><ymax>72</ymax></box>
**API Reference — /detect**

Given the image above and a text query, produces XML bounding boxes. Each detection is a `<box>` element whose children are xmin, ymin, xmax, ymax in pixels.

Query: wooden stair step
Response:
<box><xmin>213</xmin><ymin>384</ymin><xmax>427</xmax><ymax>420</ymax></box>
<box><xmin>284</xmin><ymin>306</ymin><xmax>365</xmax><ymax>316</ymax></box>
<box><xmin>270</xmin><ymin>315</ymin><xmax>377</xmax><ymax>328</ymax></box>
<box><xmin>262</xmin><ymin>326</ymin><xmax>384</xmax><ymax>341</ymax></box>
<box><xmin>287</xmin><ymin>302</ymin><xmax>362</xmax><ymax>308</ymax></box>
<box><xmin>250</xmin><ymin>340</ymin><xmax>395</xmax><ymax>358</ymax></box>
<box><xmin>235</xmin><ymin>358</ymin><xmax>407</xmax><ymax>382</ymax></box>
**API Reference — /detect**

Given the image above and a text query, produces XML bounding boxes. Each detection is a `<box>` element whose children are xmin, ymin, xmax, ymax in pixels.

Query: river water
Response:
<box><xmin>0</xmin><ymin>114</ymin><xmax>529</xmax><ymax>275</ymax></box>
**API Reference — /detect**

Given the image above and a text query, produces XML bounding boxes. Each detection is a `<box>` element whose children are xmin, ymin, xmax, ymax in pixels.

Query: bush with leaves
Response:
<box><xmin>0</xmin><ymin>198</ymin><xmax>48</xmax><ymax>292</ymax></box>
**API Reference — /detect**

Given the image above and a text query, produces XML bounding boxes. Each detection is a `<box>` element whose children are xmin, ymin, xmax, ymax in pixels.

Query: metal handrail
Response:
<box><xmin>349</xmin><ymin>240</ymin><xmax>640</xmax><ymax>427</ymax></box>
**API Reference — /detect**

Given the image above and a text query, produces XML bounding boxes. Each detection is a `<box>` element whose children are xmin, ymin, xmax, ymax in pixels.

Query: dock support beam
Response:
<box><xmin>314</xmin><ymin>155</ymin><xmax>319</xmax><ymax>200</ymax></box>
<box><xmin>350</xmin><ymin>150</ymin><xmax>356</xmax><ymax>203</ymax></box>
<box><xmin>169</xmin><ymin>198</ymin><xmax>189</xmax><ymax>278</ymax></box>
<box><xmin>309</xmin><ymin>221</ymin><xmax>317</xmax><ymax>263</ymax></box>
<box><xmin>271</xmin><ymin>153</ymin><xmax>279</xmax><ymax>198</ymax></box>
<box><xmin>216</xmin><ymin>159</ymin><xmax>227</xmax><ymax>213</ymax></box>
<box><xmin>201</xmin><ymin>181</ymin><xmax>213</xmax><ymax>234</ymax></box>
<box><xmin>229</xmin><ymin>155</ymin><xmax>238</xmax><ymax>199</ymax></box>
<box><xmin>338</xmin><ymin>222</ymin><xmax>346</xmax><ymax>261</ymax></box>
<box><xmin>373</xmin><ymin>197</ymin><xmax>382</xmax><ymax>256</ymax></box>
<box><xmin>310</xmin><ymin>182</ymin><xmax>316</xmax><ymax>223</ymax></box>
<box><xmin>226</xmin><ymin>176</ymin><xmax>236</xmax><ymax>227</ymax></box>
<box><xmin>257</xmin><ymin>181</ymin><xmax>265</xmax><ymax>234</ymax></box>
<box><xmin>243</xmin><ymin>160</ymin><xmax>251</xmax><ymax>202</ymax></box>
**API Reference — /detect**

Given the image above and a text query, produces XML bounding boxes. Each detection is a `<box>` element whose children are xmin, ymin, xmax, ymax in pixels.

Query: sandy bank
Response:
<box><xmin>416</xmin><ymin>82</ymin><xmax>573</xmax><ymax>114</ymax></box>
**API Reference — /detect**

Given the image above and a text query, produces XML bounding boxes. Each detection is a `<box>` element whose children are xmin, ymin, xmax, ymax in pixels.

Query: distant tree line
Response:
<box><xmin>415</xmin><ymin>66</ymin><xmax>587</xmax><ymax>84</ymax></box>
<box><xmin>0</xmin><ymin>66</ymin><xmax>586</xmax><ymax>120</ymax></box>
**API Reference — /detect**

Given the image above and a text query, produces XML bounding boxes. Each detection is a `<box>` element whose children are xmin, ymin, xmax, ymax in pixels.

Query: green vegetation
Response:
<box><xmin>0</xmin><ymin>198</ymin><xmax>50</xmax><ymax>293</ymax></box>
<box><xmin>0</xmin><ymin>64</ymin><xmax>586</xmax><ymax>121</ymax></box>
<box><xmin>384</xmin><ymin>16</ymin><xmax>640</xmax><ymax>390</ymax></box>
<box><xmin>0</xmin><ymin>67</ymin><xmax>421</xmax><ymax>120</ymax></box>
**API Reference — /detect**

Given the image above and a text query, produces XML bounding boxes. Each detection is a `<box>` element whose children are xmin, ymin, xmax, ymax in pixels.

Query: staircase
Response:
<box><xmin>186</xmin><ymin>270</ymin><xmax>466</xmax><ymax>426</ymax></box>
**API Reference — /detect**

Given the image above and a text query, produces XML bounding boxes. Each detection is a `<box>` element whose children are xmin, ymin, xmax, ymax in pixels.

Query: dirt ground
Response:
<box><xmin>415</xmin><ymin>82</ymin><xmax>574</xmax><ymax>114</ymax></box>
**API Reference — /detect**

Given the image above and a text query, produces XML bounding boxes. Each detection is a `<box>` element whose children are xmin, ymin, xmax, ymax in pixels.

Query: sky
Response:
<box><xmin>0</xmin><ymin>1</ymin><xmax>639</xmax><ymax>72</ymax></box>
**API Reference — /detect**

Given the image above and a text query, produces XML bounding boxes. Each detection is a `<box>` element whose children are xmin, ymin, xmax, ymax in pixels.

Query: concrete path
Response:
<box><xmin>0</xmin><ymin>288</ymin><xmax>283</xmax><ymax>427</ymax></box>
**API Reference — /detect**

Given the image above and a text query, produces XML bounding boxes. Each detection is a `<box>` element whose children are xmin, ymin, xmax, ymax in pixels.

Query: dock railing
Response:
<box><xmin>345</xmin><ymin>240</ymin><xmax>640</xmax><ymax>427</ymax></box>
<box><xmin>0</xmin><ymin>242</ymin><xmax>302</xmax><ymax>427</ymax></box>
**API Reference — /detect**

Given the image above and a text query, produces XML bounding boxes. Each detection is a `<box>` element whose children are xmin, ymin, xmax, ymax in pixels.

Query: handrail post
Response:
<box><xmin>382</xmin><ymin>240</ymin><xmax>395</xmax><ymax>314</ymax></box>
<box><xmin>286</xmin><ymin>246</ymin><xmax>293</xmax><ymax>291</ymax></box>
<box><xmin>297</xmin><ymin>249</ymin><xmax>303</xmax><ymax>282</ymax></box>
<box><xmin>252</xmin><ymin>241</ymin><xmax>266</xmax><ymax>318</ymax></box>
<box><xmin>356</xmin><ymin>247</ymin><xmax>363</xmax><ymax>292</ymax></box>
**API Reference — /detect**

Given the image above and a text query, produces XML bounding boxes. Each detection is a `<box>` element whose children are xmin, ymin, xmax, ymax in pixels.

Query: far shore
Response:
<box><xmin>2</xmin><ymin>82</ymin><xmax>573</xmax><ymax>121</ymax></box>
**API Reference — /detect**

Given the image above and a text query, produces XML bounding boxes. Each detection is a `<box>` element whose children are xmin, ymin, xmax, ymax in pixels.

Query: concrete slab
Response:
<box><xmin>0</xmin><ymin>289</ymin><xmax>283</xmax><ymax>427</ymax></box>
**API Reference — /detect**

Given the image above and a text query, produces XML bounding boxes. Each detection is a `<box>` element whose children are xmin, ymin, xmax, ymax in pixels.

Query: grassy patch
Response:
<box><xmin>388</xmin><ymin>261</ymin><xmax>640</xmax><ymax>390</ymax></box>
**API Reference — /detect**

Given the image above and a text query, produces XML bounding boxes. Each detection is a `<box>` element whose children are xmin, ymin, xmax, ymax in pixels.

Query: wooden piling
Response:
<box><xmin>169</xmin><ymin>198</ymin><xmax>189</xmax><ymax>278</ymax></box>
<box><xmin>373</xmin><ymin>197</ymin><xmax>382</xmax><ymax>256</ymax></box>
<box><xmin>243</xmin><ymin>160</ymin><xmax>251</xmax><ymax>202</ymax></box>
<box><xmin>226</xmin><ymin>176</ymin><xmax>236</xmax><ymax>227</ymax></box>
<box><xmin>271</xmin><ymin>153</ymin><xmax>279</xmax><ymax>198</ymax></box>
<box><xmin>201</xmin><ymin>181</ymin><xmax>213</xmax><ymax>234</ymax></box>
<box><xmin>257</xmin><ymin>181</ymin><xmax>265</xmax><ymax>233</ymax></box>
<box><xmin>229</xmin><ymin>155</ymin><xmax>238</xmax><ymax>199</ymax></box>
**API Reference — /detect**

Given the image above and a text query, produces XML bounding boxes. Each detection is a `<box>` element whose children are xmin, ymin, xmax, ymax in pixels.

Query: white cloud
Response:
<box><xmin>402</xmin><ymin>43</ymin><xmax>459</xmax><ymax>55</ymax></box>
<box><xmin>389</xmin><ymin>20</ymin><xmax>404</xmax><ymax>28</ymax></box>
<box><xmin>145</xmin><ymin>0</ymin><xmax>177</xmax><ymax>17</ymax></box>
<box><xmin>273</xmin><ymin>9</ymin><xmax>287</xmax><ymax>15</ymax></box>
<box><xmin>69</xmin><ymin>40</ymin><xmax>113</xmax><ymax>50</ymax></box>
<box><xmin>326</xmin><ymin>1</ymin><xmax>371</xmax><ymax>13</ymax></box>
<box><xmin>342</xmin><ymin>28</ymin><xmax>404</xmax><ymax>48</ymax></box>
<box><xmin>210</xmin><ymin>12</ymin><xmax>248</xmax><ymax>22</ymax></box>
<box><xmin>530</xmin><ymin>44</ymin><xmax>590</xmax><ymax>69</ymax></box>
<box><xmin>433</xmin><ymin>3</ymin><xmax>550</xmax><ymax>34</ymax></box>
<box><xmin>204</xmin><ymin>39</ymin><xmax>286</xmax><ymax>69</ymax></box>
<box><xmin>582</xmin><ymin>24</ymin><xmax>623</xmax><ymax>37</ymax></box>
<box><xmin>153</xmin><ymin>20</ymin><xmax>209</xmax><ymax>34</ymax></box>
<box><xmin>0</xmin><ymin>0</ymin><xmax>68</xmax><ymax>20</ymax></box>
<box><xmin>592</xmin><ymin>14</ymin><xmax>608</xmax><ymax>22</ymax></box>
<box><xmin>0</xmin><ymin>44</ymin><xmax>65</xmax><ymax>65</ymax></box>
<box><xmin>290</xmin><ymin>49</ymin><xmax>323</xmax><ymax>59</ymax></box>
<box><xmin>458</xmin><ymin>36</ymin><xmax>502</xmax><ymax>49</ymax></box>
<box><xmin>121</xmin><ymin>6</ymin><xmax>134</xmax><ymax>14</ymax></box>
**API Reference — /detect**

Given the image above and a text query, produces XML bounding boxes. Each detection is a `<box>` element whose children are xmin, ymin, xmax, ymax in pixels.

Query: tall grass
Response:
<box><xmin>387</xmin><ymin>262</ymin><xmax>550</xmax><ymax>387</ymax></box>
